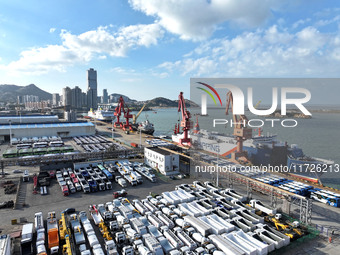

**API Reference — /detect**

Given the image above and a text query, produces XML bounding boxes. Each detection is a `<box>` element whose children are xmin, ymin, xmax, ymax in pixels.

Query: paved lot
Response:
<box><xmin>1</xmin><ymin>163</ymin><xmax>340</xmax><ymax>254</ymax></box>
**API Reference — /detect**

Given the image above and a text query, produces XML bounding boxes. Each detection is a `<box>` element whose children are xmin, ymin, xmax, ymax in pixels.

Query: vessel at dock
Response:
<box><xmin>137</xmin><ymin>119</ymin><xmax>155</xmax><ymax>135</ymax></box>
<box><xmin>87</xmin><ymin>108</ymin><xmax>115</xmax><ymax>121</ymax></box>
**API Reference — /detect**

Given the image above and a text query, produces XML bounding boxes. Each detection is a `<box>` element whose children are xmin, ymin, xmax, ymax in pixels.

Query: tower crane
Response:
<box><xmin>177</xmin><ymin>92</ymin><xmax>193</xmax><ymax>146</ymax></box>
<box><xmin>226</xmin><ymin>91</ymin><xmax>252</xmax><ymax>161</ymax></box>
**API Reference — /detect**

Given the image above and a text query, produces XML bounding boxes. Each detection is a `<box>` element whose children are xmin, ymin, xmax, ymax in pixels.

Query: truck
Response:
<box><xmin>89</xmin><ymin>205</ymin><xmax>104</xmax><ymax>225</ymax></box>
<box><xmin>61</xmin><ymin>185</ymin><xmax>69</xmax><ymax>196</ymax></box>
<box><xmin>34</xmin><ymin>212</ymin><xmax>44</xmax><ymax>231</ymax></box>
<box><xmin>130</xmin><ymin>171</ymin><xmax>143</xmax><ymax>184</ymax></box>
<box><xmin>142</xmin><ymin>234</ymin><xmax>164</xmax><ymax>255</ymax></box>
<box><xmin>97</xmin><ymin>179</ymin><xmax>106</xmax><ymax>191</ymax></box>
<box><xmin>106</xmin><ymin>180</ymin><xmax>113</xmax><ymax>190</ymax></box>
<box><xmin>21</xmin><ymin>223</ymin><xmax>33</xmax><ymax>255</ymax></box>
<box><xmin>98</xmin><ymin>204</ymin><xmax>113</xmax><ymax>221</ymax></box>
<box><xmin>249</xmin><ymin>200</ymin><xmax>277</xmax><ymax>215</ymax></box>
<box><xmin>88</xmin><ymin>180</ymin><xmax>98</xmax><ymax>192</ymax></box>
<box><xmin>124</xmin><ymin>174</ymin><xmax>138</xmax><ymax>186</ymax></box>
<box><xmin>47</xmin><ymin>212</ymin><xmax>59</xmax><ymax>254</ymax></box>
<box><xmin>105</xmin><ymin>240</ymin><xmax>118</xmax><ymax>255</ymax></box>
<box><xmin>113</xmin><ymin>189</ymin><xmax>127</xmax><ymax>198</ymax></box>
<box><xmin>117</xmin><ymin>177</ymin><xmax>127</xmax><ymax>188</ymax></box>
<box><xmin>80</xmin><ymin>180</ymin><xmax>90</xmax><ymax>193</ymax></box>
<box><xmin>74</xmin><ymin>226</ymin><xmax>86</xmax><ymax>245</ymax></box>
<box><xmin>122</xmin><ymin>246</ymin><xmax>134</xmax><ymax>255</ymax></box>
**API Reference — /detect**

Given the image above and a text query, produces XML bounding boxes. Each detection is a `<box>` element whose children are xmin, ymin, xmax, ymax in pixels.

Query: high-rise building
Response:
<box><xmin>62</xmin><ymin>87</ymin><xmax>72</xmax><ymax>106</ymax></box>
<box><xmin>103</xmin><ymin>89</ymin><xmax>108</xmax><ymax>104</ymax></box>
<box><xmin>81</xmin><ymin>92</ymin><xmax>87</xmax><ymax>108</ymax></box>
<box><xmin>87</xmin><ymin>68</ymin><xmax>97</xmax><ymax>109</ymax></box>
<box><xmin>71</xmin><ymin>86</ymin><xmax>82</xmax><ymax>109</ymax></box>
<box><xmin>52</xmin><ymin>93</ymin><xmax>60</xmax><ymax>106</ymax></box>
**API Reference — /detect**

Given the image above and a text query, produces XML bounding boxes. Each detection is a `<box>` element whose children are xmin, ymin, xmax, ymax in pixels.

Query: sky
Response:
<box><xmin>0</xmin><ymin>0</ymin><xmax>340</xmax><ymax>101</ymax></box>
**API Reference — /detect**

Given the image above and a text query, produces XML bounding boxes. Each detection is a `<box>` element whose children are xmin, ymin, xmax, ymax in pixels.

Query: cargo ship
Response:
<box><xmin>87</xmin><ymin>108</ymin><xmax>115</xmax><ymax>121</ymax></box>
<box><xmin>137</xmin><ymin>120</ymin><xmax>155</xmax><ymax>135</ymax></box>
<box><xmin>174</xmin><ymin>129</ymin><xmax>334</xmax><ymax>172</ymax></box>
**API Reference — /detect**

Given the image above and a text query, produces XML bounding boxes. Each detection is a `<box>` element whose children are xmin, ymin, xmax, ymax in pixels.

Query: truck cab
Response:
<box><xmin>62</xmin><ymin>185</ymin><xmax>69</xmax><ymax>196</ymax></box>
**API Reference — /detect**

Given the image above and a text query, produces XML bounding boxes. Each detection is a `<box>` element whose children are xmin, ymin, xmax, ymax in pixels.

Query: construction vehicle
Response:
<box><xmin>58</xmin><ymin>213</ymin><xmax>70</xmax><ymax>241</ymax></box>
<box><xmin>225</xmin><ymin>90</ymin><xmax>253</xmax><ymax>162</ymax></box>
<box><xmin>47</xmin><ymin>211</ymin><xmax>59</xmax><ymax>254</ymax></box>
<box><xmin>265</xmin><ymin>214</ymin><xmax>304</xmax><ymax>239</ymax></box>
<box><xmin>62</xmin><ymin>234</ymin><xmax>75</xmax><ymax>255</ymax></box>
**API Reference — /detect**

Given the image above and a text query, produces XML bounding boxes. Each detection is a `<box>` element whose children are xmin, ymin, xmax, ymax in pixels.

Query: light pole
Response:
<box><xmin>9</xmin><ymin>120</ymin><xmax>12</xmax><ymax>146</ymax></box>
<box><xmin>111</xmin><ymin>119</ymin><xmax>114</xmax><ymax>139</ymax></box>
<box><xmin>216</xmin><ymin>153</ymin><xmax>219</xmax><ymax>187</ymax></box>
<box><xmin>139</xmin><ymin>129</ymin><xmax>142</xmax><ymax>148</ymax></box>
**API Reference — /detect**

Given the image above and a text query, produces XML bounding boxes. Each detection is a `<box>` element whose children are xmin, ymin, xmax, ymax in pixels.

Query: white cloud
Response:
<box><xmin>49</xmin><ymin>28</ymin><xmax>56</xmax><ymax>33</ymax></box>
<box><xmin>4</xmin><ymin>24</ymin><xmax>164</xmax><ymax>75</ymax></box>
<box><xmin>129</xmin><ymin>0</ymin><xmax>281</xmax><ymax>40</ymax></box>
<box><xmin>158</xmin><ymin>25</ymin><xmax>340</xmax><ymax>77</ymax></box>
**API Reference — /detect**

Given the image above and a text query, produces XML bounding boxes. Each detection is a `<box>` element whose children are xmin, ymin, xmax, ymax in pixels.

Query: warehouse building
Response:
<box><xmin>0</xmin><ymin>122</ymin><xmax>95</xmax><ymax>141</ymax></box>
<box><xmin>0</xmin><ymin>115</ymin><xmax>59</xmax><ymax>124</ymax></box>
<box><xmin>144</xmin><ymin>147</ymin><xmax>179</xmax><ymax>176</ymax></box>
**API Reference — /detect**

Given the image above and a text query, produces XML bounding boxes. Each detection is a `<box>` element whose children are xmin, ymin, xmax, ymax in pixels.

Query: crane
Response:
<box><xmin>114</xmin><ymin>96</ymin><xmax>124</xmax><ymax>128</ymax></box>
<box><xmin>177</xmin><ymin>92</ymin><xmax>193</xmax><ymax>146</ymax></box>
<box><xmin>192</xmin><ymin>114</ymin><xmax>200</xmax><ymax>134</ymax></box>
<box><xmin>113</xmin><ymin>96</ymin><xmax>133</xmax><ymax>131</ymax></box>
<box><xmin>132</xmin><ymin>102</ymin><xmax>148</xmax><ymax>124</ymax></box>
<box><xmin>226</xmin><ymin>91</ymin><xmax>252</xmax><ymax>161</ymax></box>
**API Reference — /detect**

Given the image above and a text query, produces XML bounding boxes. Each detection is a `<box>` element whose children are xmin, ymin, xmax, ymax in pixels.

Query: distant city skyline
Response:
<box><xmin>0</xmin><ymin>1</ymin><xmax>340</xmax><ymax>103</ymax></box>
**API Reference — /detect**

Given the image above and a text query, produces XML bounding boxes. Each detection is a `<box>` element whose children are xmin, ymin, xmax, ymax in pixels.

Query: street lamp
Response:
<box><xmin>139</xmin><ymin>129</ymin><xmax>142</xmax><ymax>148</ymax></box>
<box><xmin>9</xmin><ymin>120</ymin><xmax>12</xmax><ymax>146</ymax></box>
<box><xmin>111</xmin><ymin>119</ymin><xmax>114</xmax><ymax>139</ymax></box>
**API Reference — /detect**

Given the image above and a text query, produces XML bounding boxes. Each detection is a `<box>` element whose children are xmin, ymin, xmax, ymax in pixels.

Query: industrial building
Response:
<box><xmin>0</xmin><ymin>115</ymin><xmax>59</xmax><ymax>124</ymax></box>
<box><xmin>144</xmin><ymin>147</ymin><xmax>179</xmax><ymax>176</ymax></box>
<box><xmin>0</xmin><ymin>122</ymin><xmax>95</xmax><ymax>141</ymax></box>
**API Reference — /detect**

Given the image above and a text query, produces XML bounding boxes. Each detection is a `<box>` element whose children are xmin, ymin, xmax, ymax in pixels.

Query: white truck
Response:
<box><xmin>142</xmin><ymin>234</ymin><xmax>164</xmax><ymax>255</ymax></box>
<box><xmin>249</xmin><ymin>200</ymin><xmax>277</xmax><ymax>215</ymax></box>
<box><xmin>105</xmin><ymin>240</ymin><xmax>118</xmax><ymax>255</ymax></box>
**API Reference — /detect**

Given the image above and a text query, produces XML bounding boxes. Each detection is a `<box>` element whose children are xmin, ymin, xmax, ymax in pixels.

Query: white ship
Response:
<box><xmin>137</xmin><ymin>120</ymin><xmax>155</xmax><ymax>135</ymax></box>
<box><xmin>88</xmin><ymin>108</ymin><xmax>115</xmax><ymax>121</ymax></box>
<box><xmin>173</xmin><ymin>129</ymin><xmax>288</xmax><ymax>166</ymax></box>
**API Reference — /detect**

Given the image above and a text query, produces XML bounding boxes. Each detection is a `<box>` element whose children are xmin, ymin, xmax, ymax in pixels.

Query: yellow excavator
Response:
<box><xmin>265</xmin><ymin>214</ymin><xmax>304</xmax><ymax>239</ymax></box>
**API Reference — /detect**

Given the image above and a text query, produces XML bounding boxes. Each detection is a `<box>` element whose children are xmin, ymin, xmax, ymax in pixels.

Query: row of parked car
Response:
<box><xmin>56</xmin><ymin>167</ymin><xmax>113</xmax><ymax>196</ymax></box>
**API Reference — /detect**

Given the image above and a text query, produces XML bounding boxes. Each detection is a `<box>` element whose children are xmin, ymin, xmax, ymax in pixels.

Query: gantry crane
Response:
<box><xmin>177</xmin><ymin>92</ymin><xmax>193</xmax><ymax>146</ymax></box>
<box><xmin>113</xmin><ymin>96</ymin><xmax>132</xmax><ymax>131</ymax></box>
<box><xmin>226</xmin><ymin>91</ymin><xmax>252</xmax><ymax>161</ymax></box>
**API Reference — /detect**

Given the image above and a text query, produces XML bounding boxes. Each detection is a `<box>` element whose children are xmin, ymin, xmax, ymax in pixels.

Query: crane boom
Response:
<box><xmin>133</xmin><ymin>102</ymin><xmax>148</xmax><ymax>124</ymax></box>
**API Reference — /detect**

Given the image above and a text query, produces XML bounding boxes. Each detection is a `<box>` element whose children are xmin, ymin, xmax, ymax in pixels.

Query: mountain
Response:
<box><xmin>110</xmin><ymin>93</ymin><xmax>136</xmax><ymax>103</ymax></box>
<box><xmin>137</xmin><ymin>97</ymin><xmax>198</xmax><ymax>108</ymax></box>
<box><xmin>0</xmin><ymin>84</ymin><xmax>52</xmax><ymax>102</ymax></box>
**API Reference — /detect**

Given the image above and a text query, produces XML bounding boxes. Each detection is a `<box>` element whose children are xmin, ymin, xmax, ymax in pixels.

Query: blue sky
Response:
<box><xmin>0</xmin><ymin>0</ymin><xmax>339</xmax><ymax>101</ymax></box>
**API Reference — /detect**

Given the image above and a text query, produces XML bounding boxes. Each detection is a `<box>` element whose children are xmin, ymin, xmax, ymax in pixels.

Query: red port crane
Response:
<box><xmin>226</xmin><ymin>91</ymin><xmax>252</xmax><ymax>161</ymax></box>
<box><xmin>114</xmin><ymin>96</ymin><xmax>133</xmax><ymax>131</ymax></box>
<box><xmin>177</xmin><ymin>92</ymin><xmax>193</xmax><ymax>146</ymax></box>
